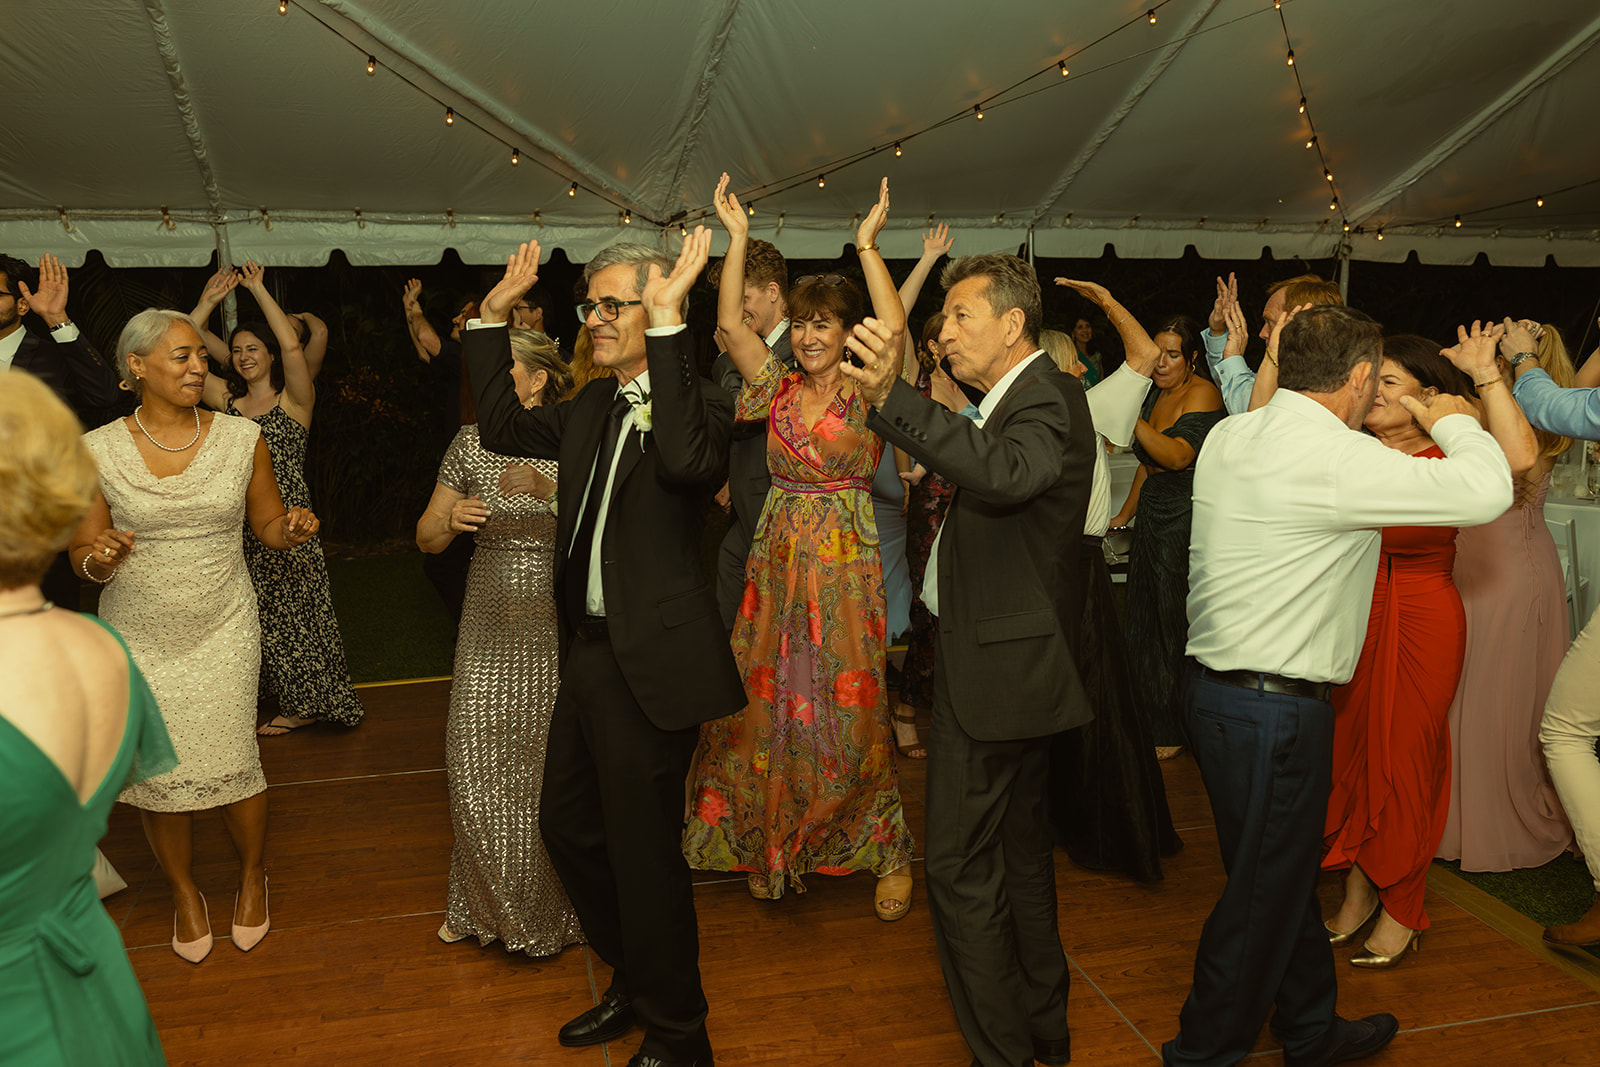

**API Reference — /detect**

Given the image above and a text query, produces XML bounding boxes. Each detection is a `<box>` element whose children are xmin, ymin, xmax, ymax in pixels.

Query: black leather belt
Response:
<box><xmin>1194</xmin><ymin>662</ymin><xmax>1333</xmax><ymax>702</ymax></box>
<box><xmin>573</xmin><ymin>615</ymin><xmax>609</xmax><ymax>642</ymax></box>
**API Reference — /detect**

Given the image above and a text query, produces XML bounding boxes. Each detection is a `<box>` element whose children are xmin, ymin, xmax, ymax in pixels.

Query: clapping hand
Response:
<box><xmin>20</xmin><ymin>255</ymin><xmax>70</xmax><ymax>325</ymax></box>
<box><xmin>1221</xmin><ymin>297</ymin><xmax>1250</xmax><ymax>358</ymax></box>
<box><xmin>481</xmin><ymin>240</ymin><xmax>543</xmax><ymax>326</ymax></box>
<box><xmin>857</xmin><ymin>178</ymin><xmax>891</xmax><ymax>250</ymax></box>
<box><xmin>837</xmin><ymin>316</ymin><xmax>901</xmax><ymax>408</ymax></box>
<box><xmin>1209</xmin><ymin>273</ymin><xmax>1239</xmax><ymax>336</ymax></box>
<box><xmin>283</xmin><ymin>506</ymin><xmax>320</xmax><ymax>545</ymax></box>
<box><xmin>642</xmin><ymin>226</ymin><xmax>711</xmax><ymax>328</ymax></box>
<box><xmin>920</xmin><ymin>223</ymin><xmax>952</xmax><ymax>260</ymax></box>
<box><xmin>1441</xmin><ymin>319</ymin><xmax>1505</xmax><ymax>378</ymax></box>
<box><xmin>712</xmin><ymin>173</ymin><xmax>749</xmax><ymax>241</ymax></box>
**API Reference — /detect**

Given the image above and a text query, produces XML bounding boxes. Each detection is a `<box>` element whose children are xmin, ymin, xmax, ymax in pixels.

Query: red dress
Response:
<box><xmin>1322</xmin><ymin>448</ymin><xmax>1464</xmax><ymax>931</ymax></box>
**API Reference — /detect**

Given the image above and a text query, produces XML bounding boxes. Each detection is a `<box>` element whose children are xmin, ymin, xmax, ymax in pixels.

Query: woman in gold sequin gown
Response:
<box><xmin>417</xmin><ymin>329</ymin><xmax>582</xmax><ymax>954</ymax></box>
<box><xmin>73</xmin><ymin>308</ymin><xmax>320</xmax><ymax>962</ymax></box>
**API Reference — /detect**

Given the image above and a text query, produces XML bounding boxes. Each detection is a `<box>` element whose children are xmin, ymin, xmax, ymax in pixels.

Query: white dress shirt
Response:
<box><xmin>1082</xmin><ymin>362</ymin><xmax>1153</xmax><ymax>537</ymax></box>
<box><xmin>0</xmin><ymin>321</ymin><xmax>79</xmax><ymax>373</ymax></box>
<box><xmin>1184</xmin><ymin>388</ymin><xmax>1512</xmax><ymax>684</ymax></box>
<box><xmin>468</xmin><ymin>317</ymin><xmax>685</xmax><ymax>615</ymax></box>
<box><xmin>922</xmin><ymin>351</ymin><xmax>1045</xmax><ymax>618</ymax></box>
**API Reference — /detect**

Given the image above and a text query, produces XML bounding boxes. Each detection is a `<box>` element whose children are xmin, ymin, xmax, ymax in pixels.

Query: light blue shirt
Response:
<box><xmin>1513</xmin><ymin>368</ymin><xmax>1600</xmax><ymax>439</ymax></box>
<box><xmin>1202</xmin><ymin>328</ymin><xmax>1255</xmax><ymax>416</ymax></box>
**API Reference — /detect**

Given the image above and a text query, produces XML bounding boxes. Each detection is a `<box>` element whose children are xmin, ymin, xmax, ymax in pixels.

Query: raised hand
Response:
<box><xmin>1399</xmin><ymin>391</ymin><xmax>1478</xmax><ymax>434</ymax></box>
<box><xmin>921</xmin><ymin>223</ymin><xmax>952</xmax><ymax>260</ymax></box>
<box><xmin>1443</xmin><ymin>319</ymin><xmax>1505</xmax><ymax>377</ymax></box>
<box><xmin>239</xmin><ymin>260</ymin><xmax>267</xmax><ymax>293</ymax></box>
<box><xmin>480</xmin><ymin>240</ymin><xmax>543</xmax><ymax>325</ymax></box>
<box><xmin>1054</xmin><ymin>277</ymin><xmax>1113</xmax><ymax>308</ymax></box>
<box><xmin>17</xmin><ymin>254</ymin><xmax>69</xmax><ymax>324</ymax></box>
<box><xmin>1497</xmin><ymin>317</ymin><xmax>1538</xmax><ymax>362</ymax></box>
<box><xmin>403</xmin><ymin>278</ymin><xmax>423</xmax><ymax>312</ymax></box>
<box><xmin>283</xmin><ymin>506</ymin><xmax>320</xmax><ymax>545</ymax></box>
<box><xmin>196</xmin><ymin>265</ymin><xmax>239</xmax><ymax>312</ymax></box>
<box><xmin>1264</xmin><ymin>303</ymin><xmax>1310</xmax><ymax>365</ymax></box>
<box><xmin>642</xmin><ymin>226</ymin><xmax>711</xmax><ymax>327</ymax></box>
<box><xmin>837</xmin><ymin>316</ymin><xmax>901</xmax><ymax>408</ymax></box>
<box><xmin>1221</xmin><ymin>299</ymin><xmax>1250</xmax><ymax>358</ymax></box>
<box><xmin>1209</xmin><ymin>273</ymin><xmax>1239</xmax><ymax>335</ymax></box>
<box><xmin>712</xmin><ymin>173</ymin><xmax>749</xmax><ymax>241</ymax></box>
<box><xmin>858</xmin><ymin>177</ymin><xmax>891</xmax><ymax>250</ymax></box>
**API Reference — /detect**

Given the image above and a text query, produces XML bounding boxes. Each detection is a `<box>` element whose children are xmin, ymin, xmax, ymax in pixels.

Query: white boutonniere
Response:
<box><xmin>627</xmin><ymin>388</ymin><xmax>653</xmax><ymax>434</ymax></box>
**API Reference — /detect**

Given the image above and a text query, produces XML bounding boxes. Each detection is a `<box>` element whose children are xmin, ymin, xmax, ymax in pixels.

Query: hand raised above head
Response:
<box><xmin>239</xmin><ymin>260</ymin><xmax>267</xmax><ymax>292</ymax></box>
<box><xmin>1496</xmin><ymin>317</ymin><xmax>1538</xmax><ymax>363</ymax></box>
<box><xmin>480</xmin><ymin>240</ymin><xmax>543</xmax><ymax>325</ymax></box>
<box><xmin>198</xmin><ymin>265</ymin><xmax>240</xmax><ymax>309</ymax></box>
<box><xmin>1054</xmin><ymin>277</ymin><xmax>1112</xmax><ymax>307</ymax></box>
<box><xmin>1442</xmin><ymin>319</ymin><xmax>1504</xmax><ymax>376</ymax></box>
<box><xmin>712</xmin><ymin>173</ymin><xmax>749</xmax><ymax>241</ymax></box>
<box><xmin>402</xmin><ymin>278</ymin><xmax>423</xmax><ymax>310</ymax></box>
<box><xmin>1221</xmin><ymin>299</ymin><xmax>1250</xmax><ymax>358</ymax></box>
<box><xmin>1399</xmin><ymin>391</ymin><xmax>1478</xmax><ymax>433</ymax></box>
<box><xmin>921</xmin><ymin>223</ymin><xmax>952</xmax><ymax>260</ymax></box>
<box><xmin>642</xmin><ymin>226</ymin><xmax>711</xmax><ymax>327</ymax></box>
<box><xmin>857</xmin><ymin>177</ymin><xmax>891</xmax><ymax>250</ymax></box>
<box><xmin>837</xmin><ymin>316</ymin><xmax>901</xmax><ymax>408</ymax></box>
<box><xmin>1264</xmin><ymin>303</ymin><xmax>1310</xmax><ymax>364</ymax></box>
<box><xmin>1208</xmin><ymin>272</ymin><xmax>1238</xmax><ymax>334</ymax></box>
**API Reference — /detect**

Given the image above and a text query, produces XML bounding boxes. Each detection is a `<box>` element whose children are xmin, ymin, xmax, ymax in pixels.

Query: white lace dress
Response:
<box><xmin>83</xmin><ymin>415</ymin><xmax>267</xmax><ymax>812</ymax></box>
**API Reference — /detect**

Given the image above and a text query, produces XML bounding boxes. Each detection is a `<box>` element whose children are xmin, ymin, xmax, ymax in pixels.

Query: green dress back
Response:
<box><xmin>0</xmin><ymin>615</ymin><xmax>175</xmax><ymax>1066</ymax></box>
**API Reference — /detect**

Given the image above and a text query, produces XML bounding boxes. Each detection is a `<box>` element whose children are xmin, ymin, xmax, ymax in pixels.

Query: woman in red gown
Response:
<box><xmin>1322</xmin><ymin>331</ymin><xmax>1537</xmax><ymax>966</ymax></box>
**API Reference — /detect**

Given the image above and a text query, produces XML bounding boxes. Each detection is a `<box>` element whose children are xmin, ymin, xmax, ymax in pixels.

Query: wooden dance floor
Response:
<box><xmin>103</xmin><ymin>679</ymin><xmax>1600</xmax><ymax>1065</ymax></box>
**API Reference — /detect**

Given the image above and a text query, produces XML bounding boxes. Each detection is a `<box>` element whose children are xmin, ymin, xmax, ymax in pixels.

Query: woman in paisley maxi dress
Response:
<box><xmin>416</xmin><ymin>329</ymin><xmax>583</xmax><ymax>954</ymax></box>
<box><xmin>199</xmin><ymin>261</ymin><xmax>364</xmax><ymax>734</ymax></box>
<box><xmin>684</xmin><ymin>175</ymin><xmax>916</xmax><ymax>919</ymax></box>
<box><xmin>71</xmin><ymin>308</ymin><xmax>321</xmax><ymax>962</ymax></box>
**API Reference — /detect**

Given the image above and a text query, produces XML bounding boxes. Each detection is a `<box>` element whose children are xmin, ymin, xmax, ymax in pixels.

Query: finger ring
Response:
<box><xmin>103</xmin><ymin>547</ymin><xmax>112</xmax><ymax>557</ymax></box>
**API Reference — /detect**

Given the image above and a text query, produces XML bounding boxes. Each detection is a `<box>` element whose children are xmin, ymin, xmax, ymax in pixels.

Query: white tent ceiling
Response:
<box><xmin>4</xmin><ymin>0</ymin><xmax>1599</xmax><ymax>269</ymax></box>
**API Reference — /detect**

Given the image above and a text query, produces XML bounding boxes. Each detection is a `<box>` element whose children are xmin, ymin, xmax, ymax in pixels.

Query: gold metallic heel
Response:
<box><xmin>1325</xmin><ymin>900</ymin><xmax>1381</xmax><ymax>946</ymax></box>
<box><xmin>1350</xmin><ymin>929</ymin><xmax>1420</xmax><ymax>968</ymax></box>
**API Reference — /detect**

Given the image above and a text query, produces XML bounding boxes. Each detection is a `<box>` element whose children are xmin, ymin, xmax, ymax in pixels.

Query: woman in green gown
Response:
<box><xmin>0</xmin><ymin>370</ymin><xmax>174</xmax><ymax>1066</ymax></box>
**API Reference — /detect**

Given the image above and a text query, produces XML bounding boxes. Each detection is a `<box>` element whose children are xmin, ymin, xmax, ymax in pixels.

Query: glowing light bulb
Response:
<box><xmin>510</xmin><ymin>148</ymin><xmax>519</xmax><ymax>165</ymax></box>
<box><xmin>1305</xmin><ymin>136</ymin><xmax>1316</xmax><ymax>149</ymax></box>
<box><xmin>1455</xmin><ymin>216</ymin><xmax>1463</xmax><ymax>228</ymax></box>
<box><xmin>747</xmin><ymin>201</ymin><xmax>755</xmax><ymax>216</ymax></box>
<box><xmin>817</xmin><ymin>175</ymin><xmax>826</xmax><ymax>189</ymax></box>
<box><xmin>1537</xmin><ymin>196</ymin><xmax>1545</xmax><ymax>208</ymax></box>
<box><xmin>568</xmin><ymin>182</ymin><xmax>577</xmax><ymax>197</ymax></box>
<box><xmin>623</xmin><ymin>210</ymin><xmax>631</xmax><ymax>225</ymax></box>
<box><xmin>1324</xmin><ymin>169</ymin><xmax>1333</xmax><ymax>182</ymax></box>
<box><xmin>1298</xmin><ymin>96</ymin><xmax>1307</xmax><ymax>114</ymax></box>
<box><xmin>894</xmin><ymin>142</ymin><xmax>902</xmax><ymax>157</ymax></box>
<box><xmin>1376</xmin><ymin>229</ymin><xmax>1384</xmax><ymax>241</ymax></box>
<box><xmin>1059</xmin><ymin>61</ymin><xmax>1069</xmax><ymax>76</ymax></box>
<box><xmin>278</xmin><ymin>0</ymin><xmax>287</xmax><ymax>13</ymax></box>
<box><xmin>366</xmin><ymin>55</ymin><xmax>376</xmax><ymax>75</ymax></box>
<box><xmin>975</xmin><ymin>105</ymin><xmax>984</xmax><ymax>120</ymax></box>
<box><xmin>1286</xmin><ymin>49</ymin><xmax>1294</xmax><ymax>66</ymax></box>
<box><xmin>445</xmin><ymin>108</ymin><xmax>454</xmax><ymax>126</ymax></box>
<box><xmin>1147</xmin><ymin>9</ymin><xmax>1157</xmax><ymax>23</ymax></box>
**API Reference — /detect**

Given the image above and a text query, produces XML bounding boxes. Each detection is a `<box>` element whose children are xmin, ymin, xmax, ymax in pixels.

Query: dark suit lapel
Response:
<box><xmin>982</xmin><ymin>353</ymin><xmax>1054</xmax><ymax>429</ymax></box>
<box><xmin>558</xmin><ymin>383</ymin><xmax>616</xmax><ymax>552</ymax></box>
<box><xmin>610</xmin><ymin>424</ymin><xmax>645</xmax><ymax>499</ymax></box>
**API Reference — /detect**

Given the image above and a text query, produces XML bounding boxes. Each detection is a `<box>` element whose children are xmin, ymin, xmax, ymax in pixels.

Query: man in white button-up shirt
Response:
<box><xmin>1165</xmin><ymin>306</ymin><xmax>1512</xmax><ymax>1067</ymax></box>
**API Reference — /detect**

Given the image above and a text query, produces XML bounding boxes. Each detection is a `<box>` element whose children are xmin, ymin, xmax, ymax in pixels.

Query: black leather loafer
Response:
<box><xmin>1287</xmin><ymin>1013</ymin><xmax>1399</xmax><ymax>1067</ymax></box>
<box><xmin>557</xmin><ymin>990</ymin><xmax>636</xmax><ymax>1047</ymax></box>
<box><xmin>624</xmin><ymin>1054</ymin><xmax>713</xmax><ymax>1067</ymax></box>
<box><xmin>1033</xmin><ymin>1031</ymin><xmax>1072</xmax><ymax>1065</ymax></box>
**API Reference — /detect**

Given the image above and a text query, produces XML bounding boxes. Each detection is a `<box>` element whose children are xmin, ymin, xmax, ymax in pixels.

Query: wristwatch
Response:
<box><xmin>1508</xmin><ymin>351</ymin><xmax>1539</xmax><ymax>368</ymax></box>
<box><xmin>49</xmin><ymin>319</ymin><xmax>74</xmax><ymax>332</ymax></box>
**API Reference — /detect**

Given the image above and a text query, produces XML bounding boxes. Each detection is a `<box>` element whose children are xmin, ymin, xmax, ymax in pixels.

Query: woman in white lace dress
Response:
<box><xmin>71</xmin><ymin>309</ymin><xmax>319</xmax><ymax>963</ymax></box>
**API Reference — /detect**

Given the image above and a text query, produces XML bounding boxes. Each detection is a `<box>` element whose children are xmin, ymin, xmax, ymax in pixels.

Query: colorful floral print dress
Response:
<box><xmin>683</xmin><ymin>355</ymin><xmax>913</xmax><ymax>893</ymax></box>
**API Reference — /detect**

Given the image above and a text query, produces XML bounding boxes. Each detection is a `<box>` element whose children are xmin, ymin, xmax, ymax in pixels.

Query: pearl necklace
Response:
<box><xmin>133</xmin><ymin>405</ymin><xmax>201</xmax><ymax>452</ymax></box>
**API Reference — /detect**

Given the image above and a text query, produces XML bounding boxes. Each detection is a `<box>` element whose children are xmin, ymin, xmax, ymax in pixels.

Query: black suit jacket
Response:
<box><xmin>465</xmin><ymin>324</ymin><xmax>746</xmax><ymax>731</ymax></box>
<box><xmin>712</xmin><ymin>326</ymin><xmax>795</xmax><ymax>535</ymax></box>
<box><xmin>868</xmin><ymin>353</ymin><xmax>1095</xmax><ymax>742</ymax></box>
<box><xmin>12</xmin><ymin>328</ymin><xmax>123</xmax><ymax>413</ymax></box>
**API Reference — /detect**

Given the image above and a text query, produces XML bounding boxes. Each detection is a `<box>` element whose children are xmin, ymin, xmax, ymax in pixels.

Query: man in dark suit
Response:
<box><xmin>843</xmin><ymin>253</ymin><xmax>1095</xmax><ymax>1067</ymax></box>
<box><xmin>706</xmin><ymin>238</ymin><xmax>794</xmax><ymax>628</ymax></box>
<box><xmin>1</xmin><ymin>253</ymin><xmax>124</xmax><ymax>608</ymax></box>
<box><xmin>464</xmin><ymin>231</ymin><xmax>743</xmax><ymax>1067</ymax></box>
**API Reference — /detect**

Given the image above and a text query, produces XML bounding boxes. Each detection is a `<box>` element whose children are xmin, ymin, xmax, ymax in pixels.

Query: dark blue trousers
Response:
<box><xmin>1163</xmin><ymin>670</ymin><xmax>1341</xmax><ymax>1066</ymax></box>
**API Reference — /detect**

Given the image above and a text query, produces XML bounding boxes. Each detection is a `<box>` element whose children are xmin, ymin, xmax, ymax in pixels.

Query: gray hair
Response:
<box><xmin>940</xmin><ymin>254</ymin><xmax>1043</xmax><ymax>348</ymax></box>
<box><xmin>115</xmin><ymin>308</ymin><xmax>202</xmax><ymax>389</ymax></box>
<box><xmin>1277</xmin><ymin>305</ymin><xmax>1384</xmax><ymax>394</ymax></box>
<box><xmin>582</xmin><ymin>242</ymin><xmax>674</xmax><ymax>298</ymax></box>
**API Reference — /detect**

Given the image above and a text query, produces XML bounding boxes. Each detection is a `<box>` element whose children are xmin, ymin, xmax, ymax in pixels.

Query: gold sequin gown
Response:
<box><xmin>436</xmin><ymin>426</ymin><xmax>582</xmax><ymax>954</ymax></box>
<box><xmin>83</xmin><ymin>415</ymin><xmax>268</xmax><ymax>811</ymax></box>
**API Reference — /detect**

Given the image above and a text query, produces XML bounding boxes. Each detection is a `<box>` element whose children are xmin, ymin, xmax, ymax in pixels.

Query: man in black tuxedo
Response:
<box><xmin>707</xmin><ymin>238</ymin><xmax>793</xmax><ymax>628</ymax></box>
<box><xmin>465</xmin><ymin>231</ymin><xmax>743</xmax><ymax>1067</ymax></box>
<box><xmin>1</xmin><ymin>253</ymin><xmax>123</xmax><ymax>608</ymax></box>
<box><xmin>843</xmin><ymin>253</ymin><xmax>1095</xmax><ymax>1067</ymax></box>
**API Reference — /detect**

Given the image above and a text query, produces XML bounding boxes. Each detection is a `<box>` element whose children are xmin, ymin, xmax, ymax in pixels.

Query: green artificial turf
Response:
<box><xmin>327</xmin><ymin>551</ymin><xmax>457</xmax><ymax>683</ymax></box>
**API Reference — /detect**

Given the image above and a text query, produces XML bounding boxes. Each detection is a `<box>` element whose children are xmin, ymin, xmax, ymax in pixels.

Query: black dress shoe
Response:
<box><xmin>624</xmin><ymin>1054</ymin><xmax>712</xmax><ymax>1067</ymax></box>
<box><xmin>557</xmin><ymin>990</ymin><xmax>636</xmax><ymax>1047</ymax></box>
<box><xmin>1033</xmin><ymin>1031</ymin><xmax>1071</xmax><ymax>1065</ymax></box>
<box><xmin>1287</xmin><ymin>1013</ymin><xmax>1399</xmax><ymax>1067</ymax></box>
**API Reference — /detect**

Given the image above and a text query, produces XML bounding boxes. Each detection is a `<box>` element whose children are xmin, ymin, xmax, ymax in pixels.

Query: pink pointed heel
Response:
<box><xmin>172</xmin><ymin>893</ymin><xmax>213</xmax><ymax>964</ymax></box>
<box><xmin>232</xmin><ymin>876</ymin><xmax>270</xmax><ymax>952</ymax></box>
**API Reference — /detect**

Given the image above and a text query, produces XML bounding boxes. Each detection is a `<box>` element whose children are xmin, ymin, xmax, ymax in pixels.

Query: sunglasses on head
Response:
<box><xmin>794</xmin><ymin>274</ymin><xmax>846</xmax><ymax>288</ymax></box>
